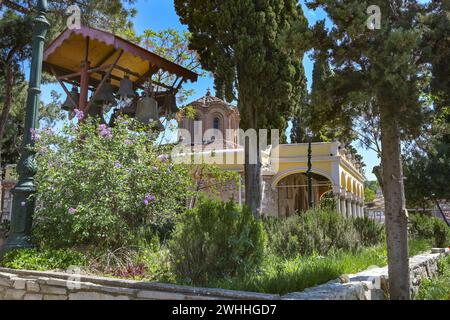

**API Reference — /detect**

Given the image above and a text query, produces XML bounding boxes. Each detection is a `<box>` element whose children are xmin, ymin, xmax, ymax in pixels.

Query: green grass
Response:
<box><xmin>207</xmin><ymin>239</ymin><xmax>433</xmax><ymax>295</ymax></box>
<box><xmin>415</xmin><ymin>255</ymin><xmax>450</xmax><ymax>300</ymax></box>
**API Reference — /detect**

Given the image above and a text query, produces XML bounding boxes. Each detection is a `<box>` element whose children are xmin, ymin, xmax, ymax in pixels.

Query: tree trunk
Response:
<box><xmin>0</xmin><ymin>61</ymin><xmax>15</xmax><ymax>168</ymax></box>
<box><xmin>380</xmin><ymin>110</ymin><xmax>410</xmax><ymax>300</ymax></box>
<box><xmin>244</xmin><ymin>136</ymin><xmax>262</xmax><ymax>218</ymax></box>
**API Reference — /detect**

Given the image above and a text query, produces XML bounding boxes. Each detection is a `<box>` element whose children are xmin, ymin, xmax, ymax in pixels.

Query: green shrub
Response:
<box><xmin>415</xmin><ymin>255</ymin><xmax>450</xmax><ymax>300</ymax></box>
<box><xmin>265</xmin><ymin>210</ymin><xmax>361</xmax><ymax>258</ymax></box>
<box><xmin>32</xmin><ymin>117</ymin><xmax>193</xmax><ymax>250</ymax></box>
<box><xmin>1</xmin><ymin>248</ymin><xmax>87</xmax><ymax>271</ymax></box>
<box><xmin>352</xmin><ymin>216</ymin><xmax>385</xmax><ymax>247</ymax></box>
<box><xmin>409</xmin><ymin>214</ymin><xmax>450</xmax><ymax>248</ymax></box>
<box><xmin>169</xmin><ymin>198</ymin><xmax>266</xmax><ymax>285</ymax></box>
<box><xmin>433</xmin><ymin>220</ymin><xmax>450</xmax><ymax>248</ymax></box>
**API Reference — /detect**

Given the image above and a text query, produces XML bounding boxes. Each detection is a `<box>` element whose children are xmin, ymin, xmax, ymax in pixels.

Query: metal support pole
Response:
<box><xmin>307</xmin><ymin>137</ymin><xmax>314</xmax><ymax>209</ymax></box>
<box><xmin>1</xmin><ymin>0</ymin><xmax>49</xmax><ymax>256</ymax></box>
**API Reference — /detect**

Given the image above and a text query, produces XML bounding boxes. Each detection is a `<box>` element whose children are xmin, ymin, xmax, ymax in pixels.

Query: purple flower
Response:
<box><xmin>151</xmin><ymin>166</ymin><xmax>158</xmax><ymax>173</ymax></box>
<box><xmin>124</xmin><ymin>139</ymin><xmax>133</xmax><ymax>146</ymax></box>
<box><xmin>68</xmin><ymin>208</ymin><xmax>77</xmax><ymax>215</ymax></box>
<box><xmin>114</xmin><ymin>161</ymin><xmax>123</xmax><ymax>169</ymax></box>
<box><xmin>30</xmin><ymin>129</ymin><xmax>41</xmax><ymax>141</ymax></box>
<box><xmin>143</xmin><ymin>193</ymin><xmax>156</xmax><ymax>206</ymax></box>
<box><xmin>99</xmin><ymin>124</ymin><xmax>112</xmax><ymax>139</ymax></box>
<box><xmin>44</xmin><ymin>128</ymin><xmax>54</xmax><ymax>136</ymax></box>
<box><xmin>158</xmin><ymin>154</ymin><xmax>169</xmax><ymax>162</ymax></box>
<box><xmin>75</xmin><ymin>109</ymin><xmax>84</xmax><ymax>121</ymax></box>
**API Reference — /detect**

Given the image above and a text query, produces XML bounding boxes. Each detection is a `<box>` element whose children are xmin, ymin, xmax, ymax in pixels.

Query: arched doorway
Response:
<box><xmin>276</xmin><ymin>172</ymin><xmax>332</xmax><ymax>217</ymax></box>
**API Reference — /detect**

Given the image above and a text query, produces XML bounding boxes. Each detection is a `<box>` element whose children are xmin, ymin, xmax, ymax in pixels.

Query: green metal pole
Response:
<box><xmin>1</xmin><ymin>0</ymin><xmax>49</xmax><ymax>256</ymax></box>
<box><xmin>307</xmin><ymin>136</ymin><xmax>314</xmax><ymax>209</ymax></box>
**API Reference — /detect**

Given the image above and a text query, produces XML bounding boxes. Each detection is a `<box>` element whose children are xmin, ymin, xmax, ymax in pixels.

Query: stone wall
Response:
<box><xmin>0</xmin><ymin>249</ymin><xmax>448</xmax><ymax>300</ymax></box>
<box><xmin>0</xmin><ymin>268</ymin><xmax>279</xmax><ymax>300</ymax></box>
<box><xmin>284</xmin><ymin>248</ymin><xmax>449</xmax><ymax>300</ymax></box>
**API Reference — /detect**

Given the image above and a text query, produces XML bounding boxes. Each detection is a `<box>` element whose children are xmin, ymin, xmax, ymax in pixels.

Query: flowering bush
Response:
<box><xmin>32</xmin><ymin>117</ymin><xmax>193</xmax><ymax>250</ymax></box>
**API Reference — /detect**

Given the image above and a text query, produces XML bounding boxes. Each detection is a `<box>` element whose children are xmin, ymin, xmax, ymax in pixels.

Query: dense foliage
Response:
<box><xmin>2</xmin><ymin>248</ymin><xmax>87</xmax><ymax>271</ymax></box>
<box><xmin>32</xmin><ymin>117</ymin><xmax>193</xmax><ymax>249</ymax></box>
<box><xmin>409</xmin><ymin>214</ymin><xmax>450</xmax><ymax>248</ymax></box>
<box><xmin>169</xmin><ymin>198</ymin><xmax>266</xmax><ymax>285</ymax></box>
<box><xmin>265</xmin><ymin>210</ymin><xmax>385</xmax><ymax>258</ymax></box>
<box><xmin>415</xmin><ymin>255</ymin><xmax>450</xmax><ymax>300</ymax></box>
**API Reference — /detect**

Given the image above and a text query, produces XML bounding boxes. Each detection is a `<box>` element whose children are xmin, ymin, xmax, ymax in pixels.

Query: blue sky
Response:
<box><xmin>39</xmin><ymin>0</ymin><xmax>380</xmax><ymax>180</ymax></box>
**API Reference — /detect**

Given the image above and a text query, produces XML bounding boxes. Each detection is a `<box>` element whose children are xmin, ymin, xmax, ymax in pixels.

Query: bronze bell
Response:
<box><xmin>163</xmin><ymin>93</ymin><xmax>178</xmax><ymax>116</ymax></box>
<box><xmin>94</xmin><ymin>78</ymin><xmax>116</xmax><ymax>103</ymax></box>
<box><xmin>118</xmin><ymin>75</ymin><xmax>135</xmax><ymax>100</ymax></box>
<box><xmin>62</xmin><ymin>86</ymin><xmax>79</xmax><ymax>112</ymax></box>
<box><xmin>136</xmin><ymin>92</ymin><xmax>159</xmax><ymax>124</ymax></box>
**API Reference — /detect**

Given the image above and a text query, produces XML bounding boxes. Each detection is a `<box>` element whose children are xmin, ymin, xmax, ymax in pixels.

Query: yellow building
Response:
<box><xmin>176</xmin><ymin>91</ymin><xmax>365</xmax><ymax>218</ymax></box>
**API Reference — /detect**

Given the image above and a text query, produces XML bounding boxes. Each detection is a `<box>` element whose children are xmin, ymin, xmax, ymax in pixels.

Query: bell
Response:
<box><xmin>135</xmin><ymin>92</ymin><xmax>159</xmax><ymax>124</ymax></box>
<box><xmin>94</xmin><ymin>78</ymin><xmax>116</xmax><ymax>104</ymax></box>
<box><xmin>118</xmin><ymin>75</ymin><xmax>135</xmax><ymax>100</ymax></box>
<box><xmin>62</xmin><ymin>86</ymin><xmax>79</xmax><ymax>112</ymax></box>
<box><xmin>163</xmin><ymin>93</ymin><xmax>178</xmax><ymax>115</ymax></box>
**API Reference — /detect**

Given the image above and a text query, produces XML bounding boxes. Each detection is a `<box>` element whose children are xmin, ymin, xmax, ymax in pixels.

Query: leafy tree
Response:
<box><xmin>364</xmin><ymin>181</ymin><xmax>379</xmax><ymax>203</ymax></box>
<box><xmin>138</xmin><ymin>28</ymin><xmax>204</xmax><ymax>104</ymax></box>
<box><xmin>403</xmin><ymin>0</ymin><xmax>450</xmax><ymax>209</ymax></box>
<box><xmin>404</xmin><ymin>107</ymin><xmax>450</xmax><ymax>208</ymax></box>
<box><xmin>0</xmin><ymin>11</ymin><xmax>33</xmax><ymax>168</ymax></box>
<box><xmin>175</xmin><ymin>0</ymin><xmax>308</xmax><ymax>216</ymax></box>
<box><xmin>304</xmin><ymin>0</ymin><xmax>432</xmax><ymax>299</ymax></box>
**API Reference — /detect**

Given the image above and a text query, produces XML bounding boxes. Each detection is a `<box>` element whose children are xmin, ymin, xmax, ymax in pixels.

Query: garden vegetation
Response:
<box><xmin>1</xmin><ymin>119</ymin><xmax>448</xmax><ymax>295</ymax></box>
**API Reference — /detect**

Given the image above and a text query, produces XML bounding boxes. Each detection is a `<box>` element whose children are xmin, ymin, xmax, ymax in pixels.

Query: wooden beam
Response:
<box><xmin>49</xmin><ymin>66</ymin><xmax>79</xmax><ymax>111</ymax></box>
<box><xmin>85</xmin><ymin>50</ymin><xmax>124</xmax><ymax>112</ymax></box>
<box><xmin>79</xmin><ymin>61</ymin><xmax>91</xmax><ymax>111</ymax></box>
<box><xmin>56</xmin><ymin>64</ymin><xmax>114</xmax><ymax>81</ymax></box>
<box><xmin>85</xmin><ymin>37</ymin><xmax>90</xmax><ymax>62</ymax></box>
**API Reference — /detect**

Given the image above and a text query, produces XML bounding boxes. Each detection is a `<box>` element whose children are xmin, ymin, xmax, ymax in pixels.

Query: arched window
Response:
<box><xmin>213</xmin><ymin>117</ymin><xmax>220</xmax><ymax>130</ymax></box>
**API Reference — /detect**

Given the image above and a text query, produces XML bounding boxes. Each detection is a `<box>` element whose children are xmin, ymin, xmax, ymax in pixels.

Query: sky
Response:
<box><xmin>39</xmin><ymin>0</ymin><xmax>380</xmax><ymax>180</ymax></box>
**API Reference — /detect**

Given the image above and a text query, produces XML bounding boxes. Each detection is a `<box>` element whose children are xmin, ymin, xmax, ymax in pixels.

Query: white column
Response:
<box><xmin>341</xmin><ymin>197</ymin><xmax>347</xmax><ymax>217</ymax></box>
<box><xmin>352</xmin><ymin>201</ymin><xmax>356</xmax><ymax>218</ymax></box>
<box><xmin>347</xmin><ymin>199</ymin><xmax>352</xmax><ymax>218</ymax></box>
<box><xmin>336</xmin><ymin>194</ymin><xmax>341</xmax><ymax>214</ymax></box>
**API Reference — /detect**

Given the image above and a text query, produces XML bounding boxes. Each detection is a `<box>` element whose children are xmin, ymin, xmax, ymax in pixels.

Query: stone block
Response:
<box><xmin>0</xmin><ymin>278</ymin><xmax>13</xmax><ymax>287</ymax></box>
<box><xmin>68</xmin><ymin>291</ymin><xmax>130</xmax><ymax>300</ymax></box>
<box><xmin>137</xmin><ymin>290</ymin><xmax>188</xmax><ymax>300</ymax></box>
<box><xmin>13</xmin><ymin>279</ymin><xmax>26</xmax><ymax>290</ymax></box>
<box><xmin>26</xmin><ymin>281</ymin><xmax>41</xmax><ymax>293</ymax></box>
<box><xmin>24</xmin><ymin>294</ymin><xmax>43</xmax><ymax>300</ymax></box>
<box><xmin>40</xmin><ymin>285</ymin><xmax>67</xmax><ymax>295</ymax></box>
<box><xmin>3</xmin><ymin>289</ymin><xmax>26</xmax><ymax>300</ymax></box>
